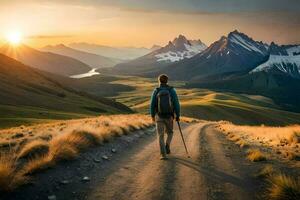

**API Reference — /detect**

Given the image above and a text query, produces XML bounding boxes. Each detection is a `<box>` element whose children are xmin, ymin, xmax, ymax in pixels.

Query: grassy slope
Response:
<box><xmin>0</xmin><ymin>54</ymin><xmax>131</xmax><ymax>128</ymax></box>
<box><xmin>42</xmin><ymin>72</ymin><xmax>134</xmax><ymax>98</ymax></box>
<box><xmin>110</xmin><ymin>76</ymin><xmax>300</xmax><ymax>126</ymax></box>
<box><xmin>0</xmin><ymin>44</ymin><xmax>91</xmax><ymax>76</ymax></box>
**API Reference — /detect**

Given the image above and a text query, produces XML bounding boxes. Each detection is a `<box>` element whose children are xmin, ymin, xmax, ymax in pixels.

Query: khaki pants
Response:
<box><xmin>155</xmin><ymin>116</ymin><xmax>174</xmax><ymax>156</ymax></box>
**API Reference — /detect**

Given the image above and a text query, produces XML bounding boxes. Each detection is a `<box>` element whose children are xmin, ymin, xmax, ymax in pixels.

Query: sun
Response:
<box><xmin>6</xmin><ymin>31</ymin><xmax>23</xmax><ymax>45</ymax></box>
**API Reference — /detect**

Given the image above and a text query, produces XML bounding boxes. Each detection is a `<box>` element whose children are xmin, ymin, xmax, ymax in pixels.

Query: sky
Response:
<box><xmin>0</xmin><ymin>0</ymin><xmax>299</xmax><ymax>48</ymax></box>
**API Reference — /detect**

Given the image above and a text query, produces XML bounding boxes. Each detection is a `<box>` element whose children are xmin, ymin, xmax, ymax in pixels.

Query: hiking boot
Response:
<box><xmin>166</xmin><ymin>144</ymin><xmax>171</xmax><ymax>154</ymax></box>
<box><xmin>160</xmin><ymin>155</ymin><xmax>167</xmax><ymax>160</ymax></box>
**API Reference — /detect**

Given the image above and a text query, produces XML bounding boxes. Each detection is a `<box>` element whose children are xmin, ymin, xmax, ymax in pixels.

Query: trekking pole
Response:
<box><xmin>177</xmin><ymin>121</ymin><xmax>190</xmax><ymax>158</ymax></box>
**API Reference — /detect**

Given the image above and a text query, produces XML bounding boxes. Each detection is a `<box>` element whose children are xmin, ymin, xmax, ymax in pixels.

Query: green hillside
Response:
<box><xmin>42</xmin><ymin>72</ymin><xmax>134</xmax><ymax>98</ymax></box>
<box><xmin>0</xmin><ymin>54</ymin><xmax>132</xmax><ymax>128</ymax></box>
<box><xmin>109</xmin><ymin>76</ymin><xmax>300</xmax><ymax>126</ymax></box>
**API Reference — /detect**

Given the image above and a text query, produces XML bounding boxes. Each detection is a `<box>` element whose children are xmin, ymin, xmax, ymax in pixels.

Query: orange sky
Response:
<box><xmin>0</xmin><ymin>1</ymin><xmax>299</xmax><ymax>48</ymax></box>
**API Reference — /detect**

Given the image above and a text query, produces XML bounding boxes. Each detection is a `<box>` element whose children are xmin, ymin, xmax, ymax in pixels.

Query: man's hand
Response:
<box><xmin>152</xmin><ymin>117</ymin><xmax>156</xmax><ymax>123</ymax></box>
<box><xmin>176</xmin><ymin>116</ymin><xmax>180</xmax><ymax>122</ymax></box>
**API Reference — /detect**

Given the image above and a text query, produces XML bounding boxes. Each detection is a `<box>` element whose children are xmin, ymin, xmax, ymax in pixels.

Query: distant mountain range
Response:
<box><xmin>69</xmin><ymin>43</ymin><xmax>153</xmax><ymax>60</ymax></box>
<box><xmin>112</xmin><ymin>30</ymin><xmax>300</xmax><ymax>82</ymax></box>
<box><xmin>0</xmin><ymin>44</ymin><xmax>91</xmax><ymax>76</ymax></box>
<box><xmin>158</xmin><ymin>30</ymin><xmax>269</xmax><ymax>80</ymax></box>
<box><xmin>41</xmin><ymin>44</ymin><xmax>123</xmax><ymax>68</ymax></box>
<box><xmin>108</xmin><ymin>30</ymin><xmax>300</xmax><ymax>111</ymax></box>
<box><xmin>111</xmin><ymin>35</ymin><xmax>207</xmax><ymax>75</ymax></box>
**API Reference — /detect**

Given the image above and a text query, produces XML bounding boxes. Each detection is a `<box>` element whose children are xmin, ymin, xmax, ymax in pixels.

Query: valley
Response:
<box><xmin>108</xmin><ymin>76</ymin><xmax>300</xmax><ymax>125</ymax></box>
<box><xmin>0</xmin><ymin>24</ymin><xmax>300</xmax><ymax>200</ymax></box>
<box><xmin>0</xmin><ymin>54</ymin><xmax>132</xmax><ymax>128</ymax></box>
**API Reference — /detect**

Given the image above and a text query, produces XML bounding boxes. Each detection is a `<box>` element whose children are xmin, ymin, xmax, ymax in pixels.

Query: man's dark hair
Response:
<box><xmin>158</xmin><ymin>74</ymin><xmax>168</xmax><ymax>84</ymax></box>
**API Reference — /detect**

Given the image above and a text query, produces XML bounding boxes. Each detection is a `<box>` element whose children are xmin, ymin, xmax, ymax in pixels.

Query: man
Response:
<box><xmin>150</xmin><ymin>74</ymin><xmax>180</xmax><ymax>160</ymax></box>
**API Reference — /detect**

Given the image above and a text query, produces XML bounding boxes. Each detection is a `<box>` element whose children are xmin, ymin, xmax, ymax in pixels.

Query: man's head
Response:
<box><xmin>158</xmin><ymin>74</ymin><xmax>168</xmax><ymax>84</ymax></box>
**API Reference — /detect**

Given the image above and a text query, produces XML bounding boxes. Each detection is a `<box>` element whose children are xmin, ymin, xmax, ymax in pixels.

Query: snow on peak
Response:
<box><xmin>251</xmin><ymin>54</ymin><xmax>300</xmax><ymax>76</ymax></box>
<box><xmin>286</xmin><ymin>45</ymin><xmax>300</xmax><ymax>56</ymax></box>
<box><xmin>228</xmin><ymin>31</ymin><xmax>267</xmax><ymax>55</ymax></box>
<box><xmin>155</xmin><ymin>35</ymin><xmax>207</xmax><ymax>62</ymax></box>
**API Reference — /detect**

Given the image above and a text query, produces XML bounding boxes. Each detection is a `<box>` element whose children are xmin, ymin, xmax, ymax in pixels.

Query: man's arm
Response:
<box><xmin>171</xmin><ymin>88</ymin><xmax>180</xmax><ymax>120</ymax></box>
<box><xmin>150</xmin><ymin>89</ymin><xmax>158</xmax><ymax>119</ymax></box>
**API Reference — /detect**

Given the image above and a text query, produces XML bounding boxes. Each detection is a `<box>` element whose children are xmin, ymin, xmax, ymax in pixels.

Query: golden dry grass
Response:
<box><xmin>0</xmin><ymin>153</ymin><xmax>29</xmax><ymax>192</ymax></box>
<box><xmin>268</xmin><ymin>173</ymin><xmax>300</xmax><ymax>200</ymax></box>
<box><xmin>220</xmin><ymin>123</ymin><xmax>300</xmax><ymax>146</ymax></box>
<box><xmin>0</xmin><ymin>114</ymin><xmax>152</xmax><ymax>191</ymax></box>
<box><xmin>219</xmin><ymin>122</ymin><xmax>300</xmax><ymax>162</ymax></box>
<box><xmin>18</xmin><ymin>140</ymin><xmax>49</xmax><ymax>159</ymax></box>
<box><xmin>247</xmin><ymin>149</ymin><xmax>267</xmax><ymax>162</ymax></box>
<box><xmin>23</xmin><ymin>155</ymin><xmax>54</xmax><ymax>175</ymax></box>
<box><xmin>256</xmin><ymin>165</ymin><xmax>276</xmax><ymax>178</ymax></box>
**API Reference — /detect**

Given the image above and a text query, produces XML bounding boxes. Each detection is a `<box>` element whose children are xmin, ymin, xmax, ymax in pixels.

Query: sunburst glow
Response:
<box><xmin>6</xmin><ymin>31</ymin><xmax>22</xmax><ymax>45</ymax></box>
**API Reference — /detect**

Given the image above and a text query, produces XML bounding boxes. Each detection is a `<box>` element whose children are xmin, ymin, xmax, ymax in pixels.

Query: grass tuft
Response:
<box><xmin>247</xmin><ymin>149</ymin><xmax>267</xmax><ymax>162</ymax></box>
<box><xmin>268</xmin><ymin>173</ymin><xmax>300</xmax><ymax>200</ymax></box>
<box><xmin>256</xmin><ymin>165</ymin><xmax>276</xmax><ymax>178</ymax></box>
<box><xmin>0</xmin><ymin>153</ymin><xmax>29</xmax><ymax>192</ymax></box>
<box><xmin>23</xmin><ymin>154</ymin><xmax>54</xmax><ymax>175</ymax></box>
<box><xmin>18</xmin><ymin>140</ymin><xmax>49</xmax><ymax>159</ymax></box>
<box><xmin>49</xmin><ymin>136</ymin><xmax>80</xmax><ymax>162</ymax></box>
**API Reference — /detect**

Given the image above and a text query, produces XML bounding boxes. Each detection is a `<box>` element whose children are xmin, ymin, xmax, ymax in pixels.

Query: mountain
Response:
<box><xmin>0</xmin><ymin>53</ymin><xmax>131</xmax><ymax>127</ymax></box>
<box><xmin>0</xmin><ymin>44</ymin><xmax>92</xmax><ymax>76</ymax></box>
<box><xmin>111</xmin><ymin>35</ymin><xmax>207</xmax><ymax>75</ymax></box>
<box><xmin>41</xmin><ymin>44</ymin><xmax>122</xmax><ymax>68</ymax></box>
<box><xmin>150</xmin><ymin>45</ymin><xmax>162</xmax><ymax>51</ymax></box>
<box><xmin>160</xmin><ymin>30</ymin><xmax>269</xmax><ymax>80</ymax></box>
<box><xmin>154</xmin><ymin>35</ymin><xmax>207</xmax><ymax>62</ymax></box>
<box><xmin>180</xmin><ymin>31</ymin><xmax>300</xmax><ymax>111</ymax></box>
<box><xmin>251</xmin><ymin>43</ymin><xmax>300</xmax><ymax>79</ymax></box>
<box><xmin>69</xmin><ymin>43</ymin><xmax>151</xmax><ymax>60</ymax></box>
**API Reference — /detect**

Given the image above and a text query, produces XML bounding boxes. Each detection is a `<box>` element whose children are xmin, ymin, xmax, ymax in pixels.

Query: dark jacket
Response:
<box><xmin>150</xmin><ymin>84</ymin><xmax>180</xmax><ymax>118</ymax></box>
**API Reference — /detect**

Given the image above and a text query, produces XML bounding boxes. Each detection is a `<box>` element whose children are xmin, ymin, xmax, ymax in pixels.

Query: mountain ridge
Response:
<box><xmin>0</xmin><ymin>44</ymin><xmax>91</xmax><ymax>76</ymax></box>
<box><xmin>41</xmin><ymin>44</ymin><xmax>122</xmax><ymax>68</ymax></box>
<box><xmin>110</xmin><ymin>34</ymin><xmax>207</xmax><ymax>75</ymax></box>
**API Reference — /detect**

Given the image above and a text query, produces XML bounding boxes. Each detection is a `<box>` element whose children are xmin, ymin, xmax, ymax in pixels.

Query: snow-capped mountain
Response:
<box><xmin>111</xmin><ymin>35</ymin><xmax>207</xmax><ymax>75</ymax></box>
<box><xmin>227</xmin><ymin>31</ymin><xmax>269</xmax><ymax>56</ymax></box>
<box><xmin>251</xmin><ymin>43</ymin><xmax>300</xmax><ymax>79</ymax></box>
<box><xmin>154</xmin><ymin>35</ymin><xmax>207</xmax><ymax>62</ymax></box>
<box><xmin>160</xmin><ymin>30</ymin><xmax>269</xmax><ymax>80</ymax></box>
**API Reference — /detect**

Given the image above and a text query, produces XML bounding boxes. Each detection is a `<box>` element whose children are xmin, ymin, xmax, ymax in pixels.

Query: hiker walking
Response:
<box><xmin>150</xmin><ymin>74</ymin><xmax>180</xmax><ymax>160</ymax></box>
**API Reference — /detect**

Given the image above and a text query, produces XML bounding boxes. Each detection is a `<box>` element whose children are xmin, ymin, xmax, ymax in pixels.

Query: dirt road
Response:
<box><xmin>88</xmin><ymin>122</ymin><xmax>260</xmax><ymax>200</ymax></box>
<box><xmin>5</xmin><ymin>122</ymin><xmax>262</xmax><ymax>200</ymax></box>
